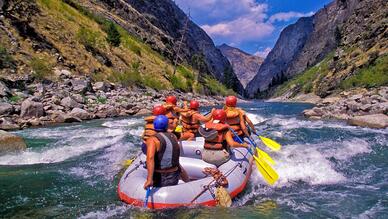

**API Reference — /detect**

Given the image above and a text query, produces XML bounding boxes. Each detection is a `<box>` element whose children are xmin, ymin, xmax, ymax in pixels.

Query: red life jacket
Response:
<box><xmin>142</xmin><ymin>115</ymin><xmax>156</xmax><ymax>142</ymax></box>
<box><xmin>225</xmin><ymin>107</ymin><xmax>243</xmax><ymax>136</ymax></box>
<box><xmin>181</xmin><ymin>110</ymin><xmax>200</xmax><ymax>133</ymax></box>
<box><xmin>203</xmin><ymin>122</ymin><xmax>229</xmax><ymax>150</ymax></box>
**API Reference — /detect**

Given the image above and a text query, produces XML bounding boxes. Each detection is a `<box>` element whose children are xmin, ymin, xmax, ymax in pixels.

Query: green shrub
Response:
<box><xmin>0</xmin><ymin>46</ymin><xmax>14</xmax><ymax>69</ymax></box>
<box><xmin>142</xmin><ymin>75</ymin><xmax>166</xmax><ymax>90</ymax></box>
<box><xmin>177</xmin><ymin>65</ymin><xmax>195</xmax><ymax>80</ymax></box>
<box><xmin>204</xmin><ymin>76</ymin><xmax>235</xmax><ymax>96</ymax></box>
<box><xmin>77</xmin><ymin>27</ymin><xmax>100</xmax><ymax>48</ymax></box>
<box><xmin>9</xmin><ymin>95</ymin><xmax>22</xmax><ymax>103</ymax></box>
<box><xmin>106</xmin><ymin>22</ymin><xmax>121</xmax><ymax>47</ymax></box>
<box><xmin>170</xmin><ymin>74</ymin><xmax>188</xmax><ymax>91</ymax></box>
<box><xmin>341</xmin><ymin>55</ymin><xmax>388</xmax><ymax>89</ymax></box>
<box><xmin>30</xmin><ymin>57</ymin><xmax>52</xmax><ymax>79</ymax></box>
<box><xmin>96</xmin><ymin>95</ymin><xmax>107</xmax><ymax>104</ymax></box>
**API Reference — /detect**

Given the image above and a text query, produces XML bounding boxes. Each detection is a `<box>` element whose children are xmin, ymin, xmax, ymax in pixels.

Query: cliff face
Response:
<box><xmin>80</xmin><ymin>0</ymin><xmax>243</xmax><ymax>93</ymax></box>
<box><xmin>218</xmin><ymin>44</ymin><xmax>263</xmax><ymax>88</ymax></box>
<box><xmin>246</xmin><ymin>0</ymin><xmax>387</xmax><ymax>98</ymax></box>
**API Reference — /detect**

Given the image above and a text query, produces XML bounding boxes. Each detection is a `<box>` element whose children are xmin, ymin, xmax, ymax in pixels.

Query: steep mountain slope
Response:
<box><xmin>0</xmin><ymin>0</ymin><xmax>238</xmax><ymax>95</ymax></box>
<box><xmin>218</xmin><ymin>44</ymin><xmax>263</xmax><ymax>88</ymax></box>
<box><xmin>246</xmin><ymin>0</ymin><xmax>387</xmax><ymax>98</ymax></box>
<box><xmin>78</xmin><ymin>0</ymin><xmax>243</xmax><ymax>93</ymax></box>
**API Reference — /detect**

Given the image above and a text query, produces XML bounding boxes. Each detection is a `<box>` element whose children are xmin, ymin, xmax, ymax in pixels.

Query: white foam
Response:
<box><xmin>78</xmin><ymin>205</ymin><xmax>130</xmax><ymax>219</ymax></box>
<box><xmin>129</xmin><ymin>127</ymin><xmax>144</xmax><ymax>137</ymax></box>
<box><xmin>246</xmin><ymin>112</ymin><xmax>266</xmax><ymax>125</ymax></box>
<box><xmin>102</xmin><ymin>118</ymin><xmax>143</xmax><ymax>128</ymax></box>
<box><xmin>0</xmin><ymin>136</ymin><xmax>124</xmax><ymax>165</ymax></box>
<box><xmin>323</xmin><ymin>139</ymin><xmax>371</xmax><ymax>160</ymax></box>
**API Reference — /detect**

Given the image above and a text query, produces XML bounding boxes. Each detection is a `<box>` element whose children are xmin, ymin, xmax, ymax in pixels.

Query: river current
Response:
<box><xmin>0</xmin><ymin>102</ymin><xmax>387</xmax><ymax>218</ymax></box>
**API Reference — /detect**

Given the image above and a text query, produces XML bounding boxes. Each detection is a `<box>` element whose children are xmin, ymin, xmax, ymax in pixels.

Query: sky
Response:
<box><xmin>175</xmin><ymin>0</ymin><xmax>332</xmax><ymax>57</ymax></box>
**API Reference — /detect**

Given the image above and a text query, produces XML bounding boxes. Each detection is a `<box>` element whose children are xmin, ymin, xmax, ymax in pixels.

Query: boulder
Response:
<box><xmin>71</xmin><ymin>79</ymin><xmax>92</xmax><ymax>94</ymax></box>
<box><xmin>93</xmin><ymin>82</ymin><xmax>109</xmax><ymax>92</ymax></box>
<box><xmin>0</xmin><ymin>130</ymin><xmax>27</xmax><ymax>153</ymax></box>
<box><xmin>20</xmin><ymin>99</ymin><xmax>44</xmax><ymax>118</ymax></box>
<box><xmin>0</xmin><ymin>102</ymin><xmax>14</xmax><ymax>115</ymax></box>
<box><xmin>321</xmin><ymin>96</ymin><xmax>341</xmax><ymax>105</ymax></box>
<box><xmin>60</xmin><ymin>97</ymin><xmax>80</xmax><ymax>109</ymax></box>
<box><xmin>135</xmin><ymin>108</ymin><xmax>152</xmax><ymax>116</ymax></box>
<box><xmin>69</xmin><ymin>108</ymin><xmax>91</xmax><ymax>120</ymax></box>
<box><xmin>0</xmin><ymin>81</ymin><xmax>11</xmax><ymax>97</ymax></box>
<box><xmin>63</xmin><ymin>115</ymin><xmax>82</xmax><ymax>123</ymax></box>
<box><xmin>72</xmin><ymin>94</ymin><xmax>85</xmax><ymax>104</ymax></box>
<box><xmin>348</xmin><ymin>114</ymin><xmax>388</xmax><ymax>129</ymax></box>
<box><xmin>0</xmin><ymin>118</ymin><xmax>20</xmax><ymax>131</ymax></box>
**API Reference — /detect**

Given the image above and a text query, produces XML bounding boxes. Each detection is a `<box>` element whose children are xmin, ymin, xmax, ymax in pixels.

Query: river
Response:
<box><xmin>0</xmin><ymin>102</ymin><xmax>387</xmax><ymax>218</ymax></box>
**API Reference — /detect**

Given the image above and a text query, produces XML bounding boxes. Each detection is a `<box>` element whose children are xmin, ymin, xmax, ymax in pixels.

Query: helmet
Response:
<box><xmin>153</xmin><ymin>115</ymin><xmax>169</xmax><ymax>131</ymax></box>
<box><xmin>189</xmin><ymin>100</ymin><xmax>199</xmax><ymax>110</ymax></box>
<box><xmin>166</xmin><ymin>96</ymin><xmax>177</xmax><ymax>105</ymax></box>
<box><xmin>212</xmin><ymin>109</ymin><xmax>226</xmax><ymax>122</ymax></box>
<box><xmin>225</xmin><ymin>96</ymin><xmax>237</xmax><ymax>107</ymax></box>
<box><xmin>152</xmin><ymin>105</ymin><xmax>166</xmax><ymax>116</ymax></box>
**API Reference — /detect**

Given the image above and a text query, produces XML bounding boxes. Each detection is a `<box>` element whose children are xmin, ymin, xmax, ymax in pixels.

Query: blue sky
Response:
<box><xmin>175</xmin><ymin>0</ymin><xmax>332</xmax><ymax>57</ymax></box>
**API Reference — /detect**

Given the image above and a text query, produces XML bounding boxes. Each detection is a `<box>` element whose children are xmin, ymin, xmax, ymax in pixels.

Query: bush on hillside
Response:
<box><xmin>30</xmin><ymin>57</ymin><xmax>52</xmax><ymax>80</ymax></box>
<box><xmin>106</xmin><ymin>22</ymin><xmax>121</xmax><ymax>47</ymax></box>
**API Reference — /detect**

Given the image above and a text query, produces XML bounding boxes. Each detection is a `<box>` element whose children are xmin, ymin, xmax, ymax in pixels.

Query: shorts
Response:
<box><xmin>141</xmin><ymin>142</ymin><xmax>147</xmax><ymax>154</ymax></box>
<box><xmin>153</xmin><ymin>170</ymin><xmax>180</xmax><ymax>187</ymax></box>
<box><xmin>202</xmin><ymin>149</ymin><xmax>230</xmax><ymax>167</ymax></box>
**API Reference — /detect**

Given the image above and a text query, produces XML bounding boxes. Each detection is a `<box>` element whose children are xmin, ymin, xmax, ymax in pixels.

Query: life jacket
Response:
<box><xmin>164</xmin><ymin>104</ymin><xmax>178</xmax><ymax>130</ymax></box>
<box><xmin>225</xmin><ymin>107</ymin><xmax>243</xmax><ymax>136</ymax></box>
<box><xmin>202</xmin><ymin>122</ymin><xmax>229</xmax><ymax>150</ymax></box>
<box><xmin>180</xmin><ymin>110</ymin><xmax>200</xmax><ymax>133</ymax></box>
<box><xmin>154</xmin><ymin>132</ymin><xmax>180</xmax><ymax>171</ymax></box>
<box><xmin>142</xmin><ymin>116</ymin><xmax>156</xmax><ymax>142</ymax></box>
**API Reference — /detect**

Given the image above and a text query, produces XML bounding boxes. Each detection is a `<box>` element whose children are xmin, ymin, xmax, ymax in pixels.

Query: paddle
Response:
<box><xmin>144</xmin><ymin>187</ymin><xmax>151</xmax><ymax>208</ymax></box>
<box><xmin>229</xmin><ymin>128</ymin><xmax>279</xmax><ymax>185</ymax></box>
<box><xmin>246</xmin><ymin>124</ymin><xmax>282</xmax><ymax>151</ymax></box>
<box><xmin>244</xmin><ymin>136</ymin><xmax>275</xmax><ymax>165</ymax></box>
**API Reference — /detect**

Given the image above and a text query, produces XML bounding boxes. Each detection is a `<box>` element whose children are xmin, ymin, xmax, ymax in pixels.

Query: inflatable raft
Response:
<box><xmin>118</xmin><ymin>137</ymin><xmax>253</xmax><ymax>209</ymax></box>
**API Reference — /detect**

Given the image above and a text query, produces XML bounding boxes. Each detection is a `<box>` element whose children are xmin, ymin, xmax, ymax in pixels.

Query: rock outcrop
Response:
<box><xmin>247</xmin><ymin>0</ymin><xmax>387</xmax><ymax>97</ymax></box>
<box><xmin>218</xmin><ymin>44</ymin><xmax>263</xmax><ymax>88</ymax></box>
<box><xmin>348</xmin><ymin>114</ymin><xmax>388</xmax><ymax>129</ymax></box>
<box><xmin>0</xmin><ymin>130</ymin><xmax>27</xmax><ymax>153</ymax></box>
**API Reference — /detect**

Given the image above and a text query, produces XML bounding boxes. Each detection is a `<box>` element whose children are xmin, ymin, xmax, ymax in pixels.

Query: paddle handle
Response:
<box><xmin>144</xmin><ymin>187</ymin><xmax>151</xmax><ymax>208</ymax></box>
<box><xmin>228</xmin><ymin>128</ymin><xmax>254</xmax><ymax>155</ymax></box>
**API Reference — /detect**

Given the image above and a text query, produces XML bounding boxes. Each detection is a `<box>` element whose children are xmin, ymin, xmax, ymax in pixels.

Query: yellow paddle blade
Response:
<box><xmin>259</xmin><ymin>136</ymin><xmax>281</xmax><ymax>151</ymax></box>
<box><xmin>256</xmin><ymin>148</ymin><xmax>275</xmax><ymax>166</ymax></box>
<box><xmin>253</xmin><ymin>155</ymin><xmax>279</xmax><ymax>185</ymax></box>
<box><xmin>175</xmin><ymin>125</ymin><xmax>183</xmax><ymax>133</ymax></box>
<box><xmin>122</xmin><ymin>158</ymin><xmax>134</xmax><ymax>168</ymax></box>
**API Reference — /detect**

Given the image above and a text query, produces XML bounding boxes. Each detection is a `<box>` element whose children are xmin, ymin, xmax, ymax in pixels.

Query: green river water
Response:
<box><xmin>0</xmin><ymin>102</ymin><xmax>387</xmax><ymax>218</ymax></box>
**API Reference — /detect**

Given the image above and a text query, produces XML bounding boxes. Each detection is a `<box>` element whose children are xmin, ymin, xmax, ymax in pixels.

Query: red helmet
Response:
<box><xmin>152</xmin><ymin>105</ymin><xmax>166</xmax><ymax>116</ymax></box>
<box><xmin>225</xmin><ymin>96</ymin><xmax>237</xmax><ymax>107</ymax></box>
<box><xmin>189</xmin><ymin>100</ymin><xmax>200</xmax><ymax>110</ymax></box>
<box><xmin>166</xmin><ymin>96</ymin><xmax>177</xmax><ymax>105</ymax></box>
<box><xmin>212</xmin><ymin>109</ymin><xmax>226</xmax><ymax>122</ymax></box>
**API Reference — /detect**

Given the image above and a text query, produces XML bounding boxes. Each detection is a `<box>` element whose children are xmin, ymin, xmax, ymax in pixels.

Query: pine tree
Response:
<box><xmin>106</xmin><ymin>22</ymin><xmax>121</xmax><ymax>47</ymax></box>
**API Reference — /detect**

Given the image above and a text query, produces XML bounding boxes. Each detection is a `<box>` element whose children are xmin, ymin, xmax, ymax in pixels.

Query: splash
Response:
<box><xmin>246</xmin><ymin>112</ymin><xmax>266</xmax><ymax>125</ymax></box>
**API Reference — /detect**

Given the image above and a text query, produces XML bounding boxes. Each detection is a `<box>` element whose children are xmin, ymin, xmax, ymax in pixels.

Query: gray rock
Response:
<box><xmin>72</xmin><ymin>94</ymin><xmax>85</xmax><ymax>104</ymax></box>
<box><xmin>350</xmin><ymin>94</ymin><xmax>363</xmax><ymax>101</ymax></box>
<box><xmin>135</xmin><ymin>108</ymin><xmax>151</xmax><ymax>116</ymax></box>
<box><xmin>93</xmin><ymin>82</ymin><xmax>109</xmax><ymax>92</ymax></box>
<box><xmin>0</xmin><ymin>102</ymin><xmax>14</xmax><ymax>115</ymax></box>
<box><xmin>60</xmin><ymin>97</ymin><xmax>80</xmax><ymax>109</ymax></box>
<box><xmin>0</xmin><ymin>130</ymin><xmax>27</xmax><ymax>153</ymax></box>
<box><xmin>63</xmin><ymin>115</ymin><xmax>82</xmax><ymax>123</ymax></box>
<box><xmin>0</xmin><ymin>81</ymin><xmax>11</xmax><ymax>97</ymax></box>
<box><xmin>69</xmin><ymin>108</ymin><xmax>91</xmax><ymax>120</ymax></box>
<box><xmin>20</xmin><ymin>99</ymin><xmax>44</xmax><ymax>118</ymax></box>
<box><xmin>0</xmin><ymin>118</ymin><xmax>20</xmax><ymax>131</ymax></box>
<box><xmin>71</xmin><ymin>79</ymin><xmax>92</xmax><ymax>94</ymax></box>
<box><xmin>348</xmin><ymin>114</ymin><xmax>388</xmax><ymax>129</ymax></box>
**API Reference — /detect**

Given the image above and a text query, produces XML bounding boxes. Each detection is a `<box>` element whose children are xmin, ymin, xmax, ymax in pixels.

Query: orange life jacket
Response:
<box><xmin>203</xmin><ymin>122</ymin><xmax>229</xmax><ymax>150</ymax></box>
<box><xmin>225</xmin><ymin>107</ymin><xmax>243</xmax><ymax>136</ymax></box>
<box><xmin>180</xmin><ymin>110</ymin><xmax>200</xmax><ymax>133</ymax></box>
<box><xmin>164</xmin><ymin>104</ymin><xmax>178</xmax><ymax>130</ymax></box>
<box><xmin>142</xmin><ymin>115</ymin><xmax>156</xmax><ymax>142</ymax></box>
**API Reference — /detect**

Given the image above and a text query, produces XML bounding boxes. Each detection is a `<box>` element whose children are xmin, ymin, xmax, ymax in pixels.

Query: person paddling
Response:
<box><xmin>199</xmin><ymin>109</ymin><xmax>248</xmax><ymax>167</ymax></box>
<box><xmin>224</xmin><ymin>96</ymin><xmax>256</xmax><ymax>139</ymax></box>
<box><xmin>144</xmin><ymin>115</ymin><xmax>189</xmax><ymax>189</ymax></box>
<box><xmin>141</xmin><ymin>105</ymin><xmax>166</xmax><ymax>154</ymax></box>
<box><xmin>180</xmin><ymin>100</ymin><xmax>212</xmax><ymax>141</ymax></box>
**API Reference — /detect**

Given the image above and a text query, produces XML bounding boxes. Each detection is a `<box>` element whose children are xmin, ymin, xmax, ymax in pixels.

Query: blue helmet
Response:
<box><xmin>153</xmin><ymin>115</ymin><xmax>169</xmax><ymax>132</ymax></box>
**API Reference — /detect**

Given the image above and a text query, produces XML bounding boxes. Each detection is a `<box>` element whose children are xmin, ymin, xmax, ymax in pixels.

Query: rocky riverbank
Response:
<box><xmin>0</xmin><ymin>71</ymin><xmax>224</xmax><ymax>131</ymax></box>
<box><xmin>302</xmin><ymin>87</ymin><xmax>388</xmax><ymax>129</ymax></box>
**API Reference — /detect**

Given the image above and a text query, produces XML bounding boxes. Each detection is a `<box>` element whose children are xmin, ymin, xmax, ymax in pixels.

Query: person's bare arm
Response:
<box><xmin>144</xmin><ymin>137</ymin><xmax>158</xmax><ymax>189</ymax></box>
<box><xmin>239</xmin><ymin>112</ymin><xmax>250</xmax><ymax>137</ymax></box>
<box><xmin>225</xmin><ymin>131</ymin><xmax>248</xmax><ymax>148</ymax></box>
<box><xmin>193</xmin><ymin>113</ymin><xmax>211</xmax><ymax>122</ymax></box>
<box><xmin>244</xmin><ymin>113</ymin><xmax>256</xmax><ymax>133</ymax></box>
